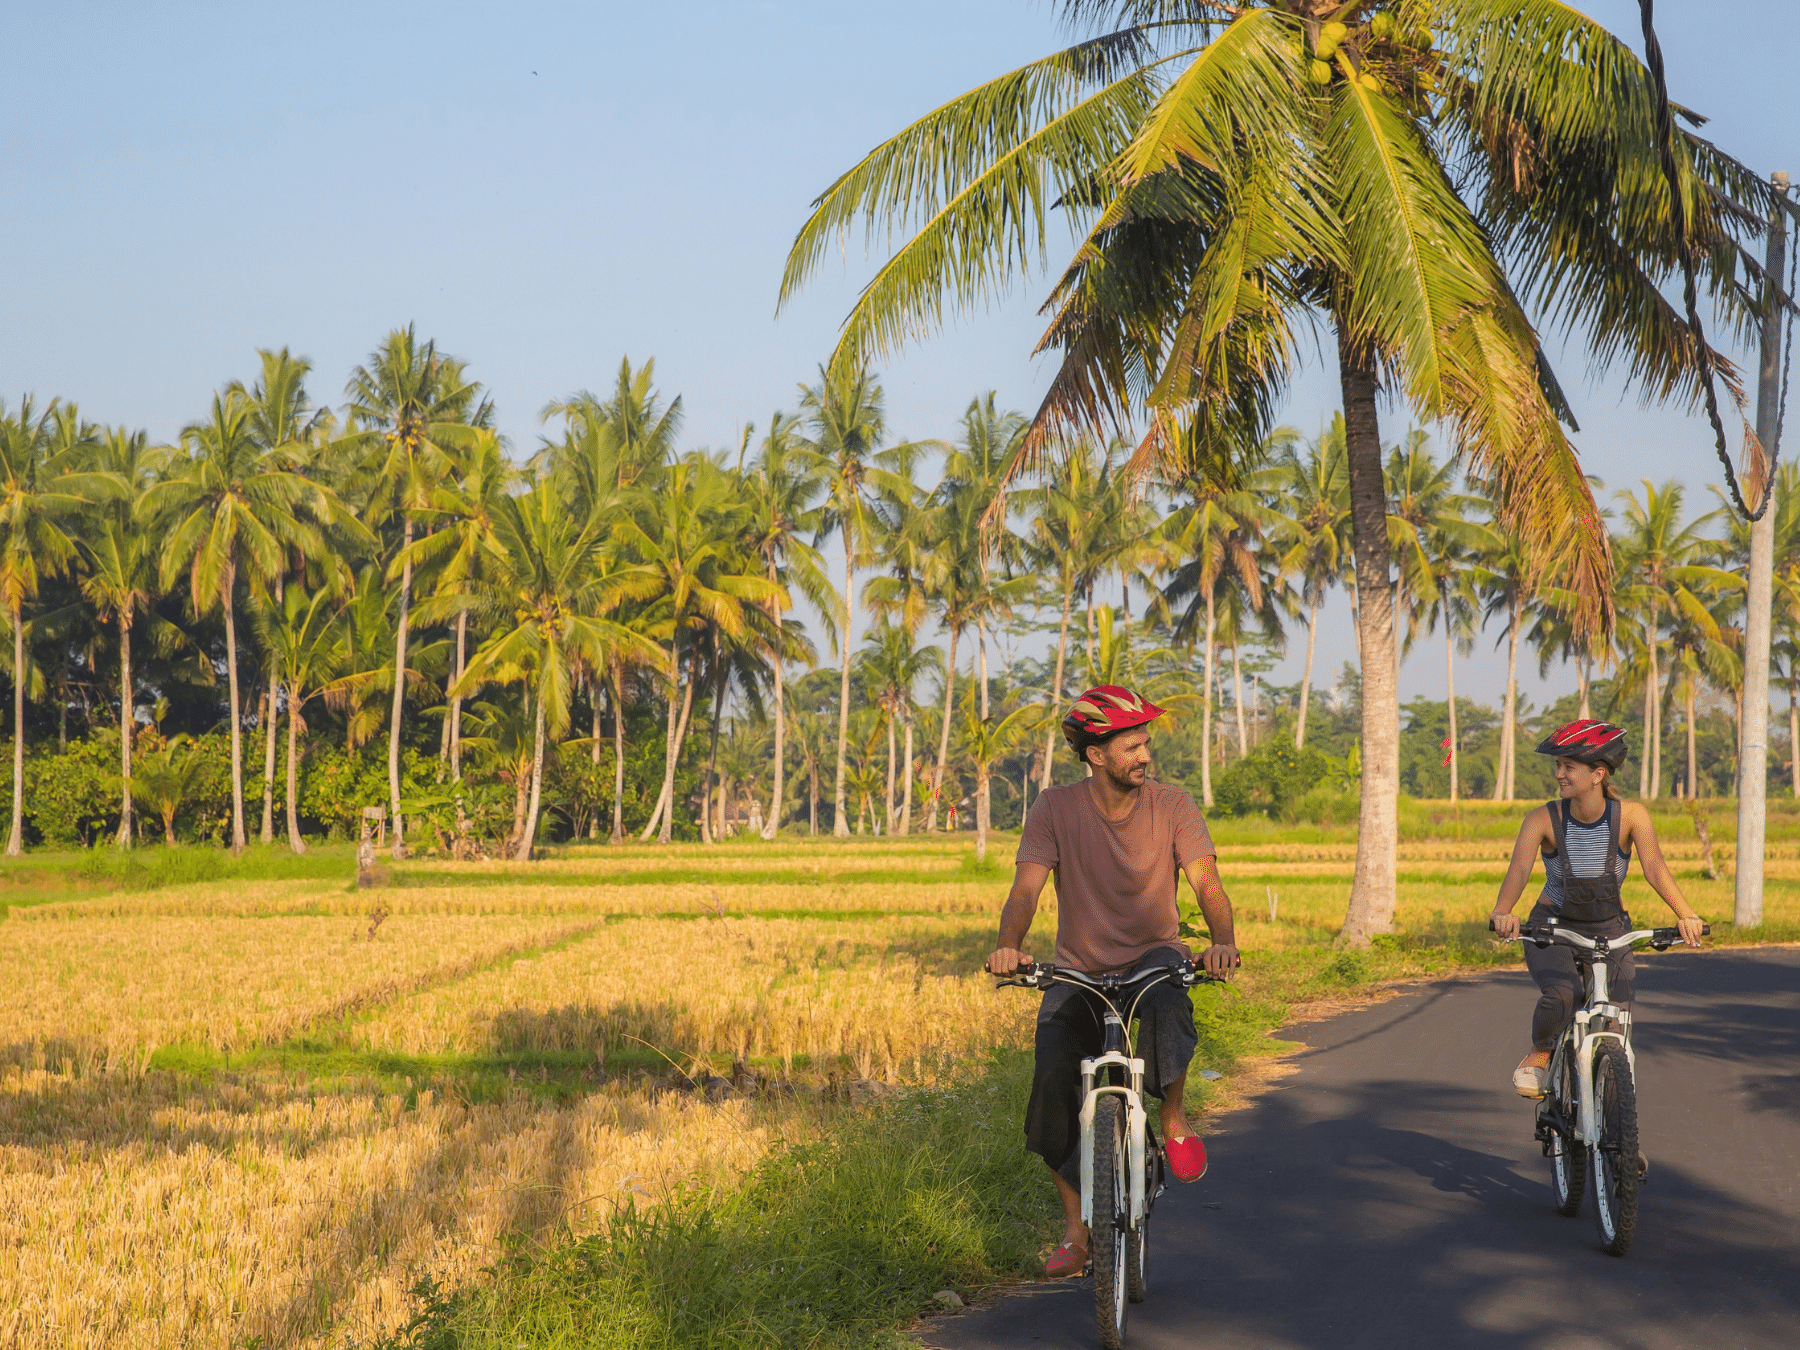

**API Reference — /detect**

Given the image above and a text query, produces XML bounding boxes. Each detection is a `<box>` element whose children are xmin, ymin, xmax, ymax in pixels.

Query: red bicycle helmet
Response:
<box><xmin>1536</xmin><ymin>719</ymin><xmax>1628</xmax><ymax>771</ymax></box>
<box><xmin>1063</xmin><ymin>685</ymin><xmax>1165</xmax><ymax>749</ymax></box>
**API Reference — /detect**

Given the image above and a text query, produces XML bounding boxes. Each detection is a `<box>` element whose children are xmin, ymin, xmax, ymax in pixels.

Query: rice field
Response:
<box><xmin>3</xmin><ymin>808</ymin><xmax>1796</xmax><ymax>1349</ymax></box>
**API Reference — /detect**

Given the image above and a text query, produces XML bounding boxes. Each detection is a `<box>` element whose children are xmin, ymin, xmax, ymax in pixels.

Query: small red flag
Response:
<box><xmin>1440</xmin><ymin>734</ymin><xmax>1453</xmax><ymax>767</ymax></box>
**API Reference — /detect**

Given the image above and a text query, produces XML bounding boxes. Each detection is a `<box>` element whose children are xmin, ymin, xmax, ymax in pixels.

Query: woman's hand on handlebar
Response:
<box><xmin>985</xmin><ymin>946</ymin><xmax>1032</xmax><ymax>975</ymax></box>
<box><xmin>1490</xmin><ymin>911</ymin><xmax>1521</xmax><ymax>940</ymax></box>
<box><xmin>1676</xmin><ymin>915</ymin><xmax>1706</xmax><ymax>947</ymax></box>
<box><xmin>1198</xmin><ymin>943</ymin><xmax>1240</xmax><ymax>978</ymax></box>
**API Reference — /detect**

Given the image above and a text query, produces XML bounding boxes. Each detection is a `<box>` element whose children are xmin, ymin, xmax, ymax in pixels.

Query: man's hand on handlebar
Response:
<box><xmin>1489</xmin><ymin>911</ymin><xmax>1521</xmax><ymax>940</ymax></box>
<box><xmin>985</xmin><ymin>946</ymin><xmax>1032</xmax><ymax>975</ymax></box>
<box><xmin>1198</xmin><ymin>943</ymin><xmax>1240</xmax><ymax>978</ymax></box>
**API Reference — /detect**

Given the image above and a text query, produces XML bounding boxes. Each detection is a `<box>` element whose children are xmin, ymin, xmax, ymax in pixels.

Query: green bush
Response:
<box><xmin>1209</xmin><ymin>740</ymin><xmax>1354</xmax><ymax>820</ymax></box>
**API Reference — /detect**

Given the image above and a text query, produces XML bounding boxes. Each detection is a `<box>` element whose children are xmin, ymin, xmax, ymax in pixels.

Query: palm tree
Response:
<box><xmin>961</xmin><ymin>695</ymin><xmax>1045</xmax><ymax>863</ymax></box>
<box><xmin>744</xmin><ymin>412</ymin><xmax>830</xmax><ymax>839</ymax></box>
<box><xmin>1159</xmin><ymin>463</ymin><xmax>1269</xmax><ymax>807</ymax></box>
<box><xmin>1267</xmin><ymin>419</ymin><xmax>1350</xmax><ymax>750</ymax></box>
<box><xmin>0</xmin><ymin>397</ymin><xmax>111</xmax><ymax>854</ymax></box>
<box><xmin>128</xmin><ymin>735</ymin><xmax>207</xmax><ymax>846</ymax></box>
<box><xmin>443</xmin><ymin>484</ymin><xmax>662</xmax><ymax>859</ymax></box>
<box><xmin>543</xmin><ymin>356</ymin><xmax>684</xmax><ymax>494</ymax></box>
<box><xmin>252</xmin><ymin>584</ymin><xmax>348</xmax><ymax>853</ymax></box>
<box><xmin>1613</xmin><ymin>480</ymin><xmax>1728</xmax><ymax>800</ymax></box>
<box><xmin>798</xmin><ymin>362</ymin><xmax>897</xmax><ymax>837</ymax></box>
<box><xmin>781</xmin><ymin>0</ymin><xmax>1774</xmax><ymax>945</ymax></box>
<box><xmin>146</xmin><ymin>391</ymin><xmax>329</xmax><ymax>853</ymax></box>
<box><xmin>618</xmin><ymin>457</ymin><xmax>780</xmax><ymax>843</ymax></box>
<box><xmin>340</xmin><ymin>326</ymin><xmax>488</xmax><ymax>857</ymax></box>
<box><xmin>860</xmin><ymin>619</ymin><xmax>939</xmax><ymax>833</ymax></box>
<box><xmin>231</xmin><ymin>348</ymin><xmax>329</xmax><ymax>844</ymax></box>
<box><xmin>77</xmin><ymin>427</ymin><xmax>174</xmax><ymax>846</ymax></box>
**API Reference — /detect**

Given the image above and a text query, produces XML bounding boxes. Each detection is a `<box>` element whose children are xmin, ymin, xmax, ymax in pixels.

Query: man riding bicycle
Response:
<box><xmin>985</xmin><ymin>685</ymin><xmax>1239</xmax><ymax>1279</ymax></box>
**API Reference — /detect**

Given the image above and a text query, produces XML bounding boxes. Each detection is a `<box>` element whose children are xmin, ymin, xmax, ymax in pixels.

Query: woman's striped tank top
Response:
<box><xmin>1540</xmin><ymin>798</ymin><xmax>1631</xmax><ymax>913</ymax></box>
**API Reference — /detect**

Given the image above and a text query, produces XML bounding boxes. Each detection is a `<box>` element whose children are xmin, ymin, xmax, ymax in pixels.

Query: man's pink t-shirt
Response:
<box><xmin>1015</xmin><ymin>779</ymin><xmax>1216</xmax><ymax>974</ymax></box>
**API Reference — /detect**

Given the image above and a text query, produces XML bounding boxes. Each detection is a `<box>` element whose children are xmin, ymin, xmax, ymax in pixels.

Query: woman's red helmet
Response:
<box><xmin>1063</xmin><ymin>685</ymin><xmax>1165</xmax><ymax>750</ymax></box>
<box><xmin>1536</xmin><ymin>719</ymin><xmax>1628</xmax><ymax>771</ymax></box>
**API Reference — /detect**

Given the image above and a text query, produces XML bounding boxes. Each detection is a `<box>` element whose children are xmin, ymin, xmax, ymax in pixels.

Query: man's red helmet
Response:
<box><xmin>1063</xmin><ymin>685</ymin><xmax>1165</xmax><ymax>749</ymax></box>
<box><xmin>1536</xmin><ymin>719</ymin><xmax>1628</xmax><ymax>771</ymax></box>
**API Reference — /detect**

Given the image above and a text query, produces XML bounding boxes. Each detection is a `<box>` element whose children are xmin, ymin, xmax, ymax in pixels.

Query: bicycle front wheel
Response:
<box><xmin>1091</xmin><ymin>1096</ymin><xmax>1129</xmax><ymax>1349</ymax></box>
<box><xmin>1591</xmin><ymin>1043</ymin><xmax>1640</xmax><ymax>1256</ymax></box>
<box><xmin>1547</xmin><ymin>1041</ymin><xmax>1586</xmax><ymax>1217</ymax></box>
<box><xmin>1126</xmin><ymin>1138</ymin><xmax>1156</xmax><ymax>1304</ymax></box>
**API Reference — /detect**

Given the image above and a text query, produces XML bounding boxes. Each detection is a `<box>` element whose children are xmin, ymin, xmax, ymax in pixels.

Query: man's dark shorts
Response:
<box><xmin>1024</xmin><ymin>944</ymin><xmax>1197</xmax><ymax>1186</ymax></box>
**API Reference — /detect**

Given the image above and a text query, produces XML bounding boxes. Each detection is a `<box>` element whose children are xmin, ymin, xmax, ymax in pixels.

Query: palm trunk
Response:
<box><xmin>701</xmin><ymin>648</ymin><xmax>726</xmax><ymax>846</ymax></box>
<box><xmin>388</xmin><ymin>519</ymin><xmax>414</xmax><ymax>858</ymax></box>
<box><xmin>116</xmin><ymin>613</ymin><xmax>134</xmax><ymax>848</ymax></box>
<box><xmin>1296</xmin><ymin>598</ymin><xmax>1319</xmax><ymax>750</ymax></box>
<box><xmin>763</xmin><ymin>599</ymin><xmax>786</xmax><ymax>839</ymax></box>
<box><xmin>1200</xmin><ymin>588</ymin><xmax>1216</xmax><ymax>807</ymax></box>
<box><xmin>654</xmin><ymin>654</ymin><xmax>698</xmax><ymax>845</ymax></box>
<box><xmin>1336</xmin><ymin>331</ymin><xmax>1399</xmax><ymax>947</ymax></box>
<box><xmin>450</xmin><ymin>608</ymin><xmax>467</xmax><ymax>779</ymax></box>
<box><xmin>1498</xmin><ymin>598</ymin><xmax>1520</xmax><ymax>801</ymax></box>
<box><xmin>589</xmin><ymin>673</ymin><xmax>603</xmax><ymax>839</ymax></box>
<box><xmin>611</xmin><ymin>661</ymin><xmax>627</xmax><ymax>844</ymax></box>
<box><xmin>223</xmin><ymin>577</ymin><xmax>247</xmax><ymax>853</ymax></box>
<box><xmin>286</xmin><ymin>688</ymin><xmax>305</xmax><ymax>854</ymax></box>
<box><xmin>1790</xmin><ymin>681</ymin><xmax>1798</xmax><ymax>799</ymax></box>
<box><xmin>1085</xmin><ymin>583</ymin><xmax>1097</xmax><ymax>667</ymax></box>
<box><xmin>900</xmin><ymin>710</ymin><xmax>915</xmax><ymax>834</ymax></box>
<box><xmin>1578</xmin><ymin>657</ymin><xmax>1591</xmax><ymax>721</ymax></box>
<box><xmin>7</xmin><ymin>605</ymin><xmax>23</xmax><ymax>856</ymax></box>
<box><xmin>808</xmin><ymin>760</ymin><xmax>819</xmax><ymax>835</ymax></box>
<box><xmin>1638</xmin><ymin>658</ymin><xmax>1653</xmax><ymax>798</ymax></box>
<box><xmin>1042</xmin><ymin>571</ymin><xmax>1074</xmax><ymax>789</ymax></box>
<box><xmin>1686</xmin><ymin>678</ymin><xmax>1697</xmax><ymax>799</ymax></box>
<box><xmin>928</xmin><ymin>626</ymin><xmax>960</xmax><ymax>832</ymax></box>
<box><xmin>1648</xmin><ymin>606</ymin><xmax>1662</xmax><ymax>799</ymax></box>
<box><xmin>642</xmin><ymin>637</ymin><xmax>683</xmax><ymax>842</ymax></box>
<box><xmin>260</xmin><ymin>683</ymin><xmax>278</xmax><ymax>844</ymax></box>
<box><xmin>977</xmin><ymin>615</ymin><xmax>990</xmax><ymax>720</ymax></box>
<box><xmin>832</xmin><ymin>530</ymin><xmax>854</xmax><ymax>838</ymax></box>
<box><xmin>884</xmin><ymin>706</ymin><xmax>896</xmax><ymax>831</ymax></box>
<box><xmin>1231</xmin><ymin>640</ymin><xmax>1248</xmax><ymax>757</ymax></box>
<box><xmin>1445</xmin><ymin>621</ymin><xmax>1459</xmax><ymax>803</ymax></box>
<box><xmin>517</xmin><ymin>692</ymin><xmax>547</xmax><ymax>861</ymax></box>
<box><xmin>975</xmin><ymin>761</ymin><xmax>989</xmax><ymax>864</ymax></box>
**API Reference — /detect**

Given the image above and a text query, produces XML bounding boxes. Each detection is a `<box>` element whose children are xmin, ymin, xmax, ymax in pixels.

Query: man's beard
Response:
<box><xmin>1103</xmin><ymin>761</ymin><xmax>1146</xmax><ymax>793</ymax></box>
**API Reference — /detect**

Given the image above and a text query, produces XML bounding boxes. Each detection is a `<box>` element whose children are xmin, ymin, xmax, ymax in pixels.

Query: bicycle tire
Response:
<box><xmin>1591</xmin><ymin>1043</ymin><xmax>1640</xmax><ymax>1256</ymax></box>
<box><xmin>1548</xmin><ymin>1040</ymin><xmax>1586</xmax><ymax>1217</ymax></box>
<box><xmin>1092</xmin><ymin>1096</ymin><xmax>1129</xmax><ymax>1349</ymax></box>
<box><xmin>1126</xmin><ymin>1141</ymin><xmax>1152</xmax><ymax>1303</ymax></box>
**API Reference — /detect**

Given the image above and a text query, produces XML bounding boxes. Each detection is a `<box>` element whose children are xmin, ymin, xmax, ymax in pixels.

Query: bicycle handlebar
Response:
<box><xmin>1487</xmin><ymin>917</ymin><xmax>1709</xmax><ymax>952</ymax></box>
<box><xmin>993</xmin><ymin>958</ymin><xmax>1232</xmax><ymax>991</ymax></box>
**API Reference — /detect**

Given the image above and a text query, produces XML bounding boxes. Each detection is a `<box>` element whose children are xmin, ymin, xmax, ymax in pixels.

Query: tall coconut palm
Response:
<box><xmin>1614</xmin><ymin>479</ymin><xmax>1728</xmax><ymax>800</ymax></box>
<box><xmin>1267</xmin><ymin>418</ymin><xmax>1350</xmax><ymax>749</ymax></box>
<box><xmin>618</xmin><ymin>457</ymin><xmax>781</xmax><ymax>843</ymax></box>
<box><xmin>251</xmin><ymin>584</ymin><xmax>349</xmax><ymax>853</ymax></box>
<box><xmin>798</xmin><ymin>362</ymin><xmax>898</xmax><ymax>837</ymax></box>
<box><xmin>781</xmin><ymin>0</ymin><xmax>1775</xmax><ymax>945</ymax></box>
<box><xmin>744</xmin><ymin>412</ymin><xmax>831</xmax><ymax>839</ymax></box>
<box><xmin>340</xmin><ymin>326</ymin><xmax>488</xmax><ymax>856</ymax></box>
<box><xmin>860</xmin><ymin>619</ymin><xmax>939</xmax><ymax>833</ymax></box>
<box><xmin>231</xmin><ymin>348</ymin><xmax>329</xmax><ymax>844</ymax></box>
<box><xmin>147</xmin><ymin>391</ymin><xmax>329</xmax><ymax>853</ymax></box>
<box><xmin>960</xmin><ymin>695</ymin><xmax>1043</xmax><ymax>863</ymax></box>
<box><xmin>445</xmin><ymin>484</ymin><xmax>663</xmax><ymax>859</ymax></box>
<box><xmin>0</xmin><ymin>397</ymin><xmax>111</xmax><ymax>854</ymax></box>
<box><xmin>543</xmin><ymin>356</ymin><xmax>684</xmax><ymax>494</ymax></box>
<box><xmin>77</xmin><ymin>427</ymin><xmax>174</xmax><ymax>846</ymax></box>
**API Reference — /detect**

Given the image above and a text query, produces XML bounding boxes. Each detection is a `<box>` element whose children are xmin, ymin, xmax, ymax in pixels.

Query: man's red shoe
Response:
<box><xmin>1044</xmin><ymin>1241</ymin><xmax>1087</xmax><ymax>1278</ymax></box>
<box><xmin>1165</xmin><ymin>1135</ymin><xmax>1208</xmax><ymax>1183</ymax></box>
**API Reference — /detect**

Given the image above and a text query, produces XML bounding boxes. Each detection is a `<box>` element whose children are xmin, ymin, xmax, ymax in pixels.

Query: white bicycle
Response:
<box><xmin>1496</xmin><ymin>918</ymin><xmax>1708</xmax><ymax>1256</ymax></box>
<box><xmin>997</xmin><ymin>959</ymin><xmax>1223</xmax><ymax>1349</ymax></box>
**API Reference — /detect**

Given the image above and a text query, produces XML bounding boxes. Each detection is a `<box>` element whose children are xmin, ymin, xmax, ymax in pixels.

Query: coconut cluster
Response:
<box><xmin>1303</xmin><ymin>7</ymin><xmax>1439</xmax><ymax>95</ymax></box>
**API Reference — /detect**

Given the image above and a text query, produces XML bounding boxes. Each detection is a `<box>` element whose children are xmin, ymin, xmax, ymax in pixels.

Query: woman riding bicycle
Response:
<box><xmin>1489</xmin><ymin>719</ymin><xmax>1705</xmax><ymax>1098</ymax></box>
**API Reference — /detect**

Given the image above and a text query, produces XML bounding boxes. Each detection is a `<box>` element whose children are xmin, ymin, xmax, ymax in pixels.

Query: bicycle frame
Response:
<box><xmin>1556</xmin><ymin>949</ymin><xmax>1634</xmax><ymax>1147</ymax></box>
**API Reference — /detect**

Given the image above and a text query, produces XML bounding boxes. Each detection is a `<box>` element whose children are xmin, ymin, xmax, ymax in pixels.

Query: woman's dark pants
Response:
<box><xmin>1522</xmin><ymin>905</ymin><xmax>1635</xmax><ymax>1051</ymax></box>
<box><xmin>1024</xmin><ymin>945</ymin><xmax>1197</xmax><ymax>1186</ymax></box>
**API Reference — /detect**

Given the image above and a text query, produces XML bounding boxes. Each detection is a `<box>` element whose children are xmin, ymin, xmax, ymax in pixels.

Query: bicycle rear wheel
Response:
<box><xmin>1591</xmin><ymin>1043</ymin><xmax>1640</xmax><ymax>1256</ymax></box>
<box><xmin>1547</xmin><ymin>1040</ymin><xmax>1586</xmax><ymax>1217</ymax></box>
<box><xmin>1091</xmin><ymin>1096</ymin><xmax>1129</xmax><ymax>1349</ymax></box>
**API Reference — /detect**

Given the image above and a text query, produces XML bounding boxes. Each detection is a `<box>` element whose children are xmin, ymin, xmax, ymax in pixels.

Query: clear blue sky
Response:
<box><xmin>2</xmin><ymin>1</ymin><xmax>1792</xmax><ymax>710</ymax></box>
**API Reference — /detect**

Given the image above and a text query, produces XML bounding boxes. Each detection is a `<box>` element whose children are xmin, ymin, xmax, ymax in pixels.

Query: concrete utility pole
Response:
<box><xmin>1735</xmin><ymin>170</ymin><xmax>1792</xmax><ymax>929</ymax></box>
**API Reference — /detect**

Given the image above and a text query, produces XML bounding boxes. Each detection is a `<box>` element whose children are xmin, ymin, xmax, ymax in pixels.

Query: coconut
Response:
<box><xmin>1308</xmin><ymin>59</ymin><xmax>1333</xmax><ymax>86</ymax></box>
<box><xmin>1314</xmin><ymin>35</ymin><xmax>1340</xmax><ymax>60</ymax></box>
<box><xmin>1370</xmin><ymin>13</ymin><xmax>1395</xmax><ymax>41</ymax></box>
<box><xmin>1321</xmin><ymin>21</ymin><xmax>1349</xmax><ymax>46</ymax></box>
<box><xmin>1360</xmin><ymin>72</ymin><xmax>1383</xmax><ymax>91</ymax></box>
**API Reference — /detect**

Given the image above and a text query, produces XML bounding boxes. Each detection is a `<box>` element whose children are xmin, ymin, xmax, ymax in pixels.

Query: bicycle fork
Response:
<box><xmin>1077</xmin><ymin>1010</ymin><xmax>1149</xmax><ymax>1232</ymax></box>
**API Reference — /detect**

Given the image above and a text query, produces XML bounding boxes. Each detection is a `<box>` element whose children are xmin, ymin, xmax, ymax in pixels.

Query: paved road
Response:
<box><xmin>924</xmin><ymin>948</ymin><xmax>1800</xmax><ymax>1350</ymax></box>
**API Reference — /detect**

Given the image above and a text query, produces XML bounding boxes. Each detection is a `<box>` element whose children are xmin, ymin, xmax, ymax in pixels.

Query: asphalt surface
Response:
<box><xmin>922</xmin><ymin>947</ymin><xmax>1800</xmax><ymax>1350</ymax></box>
